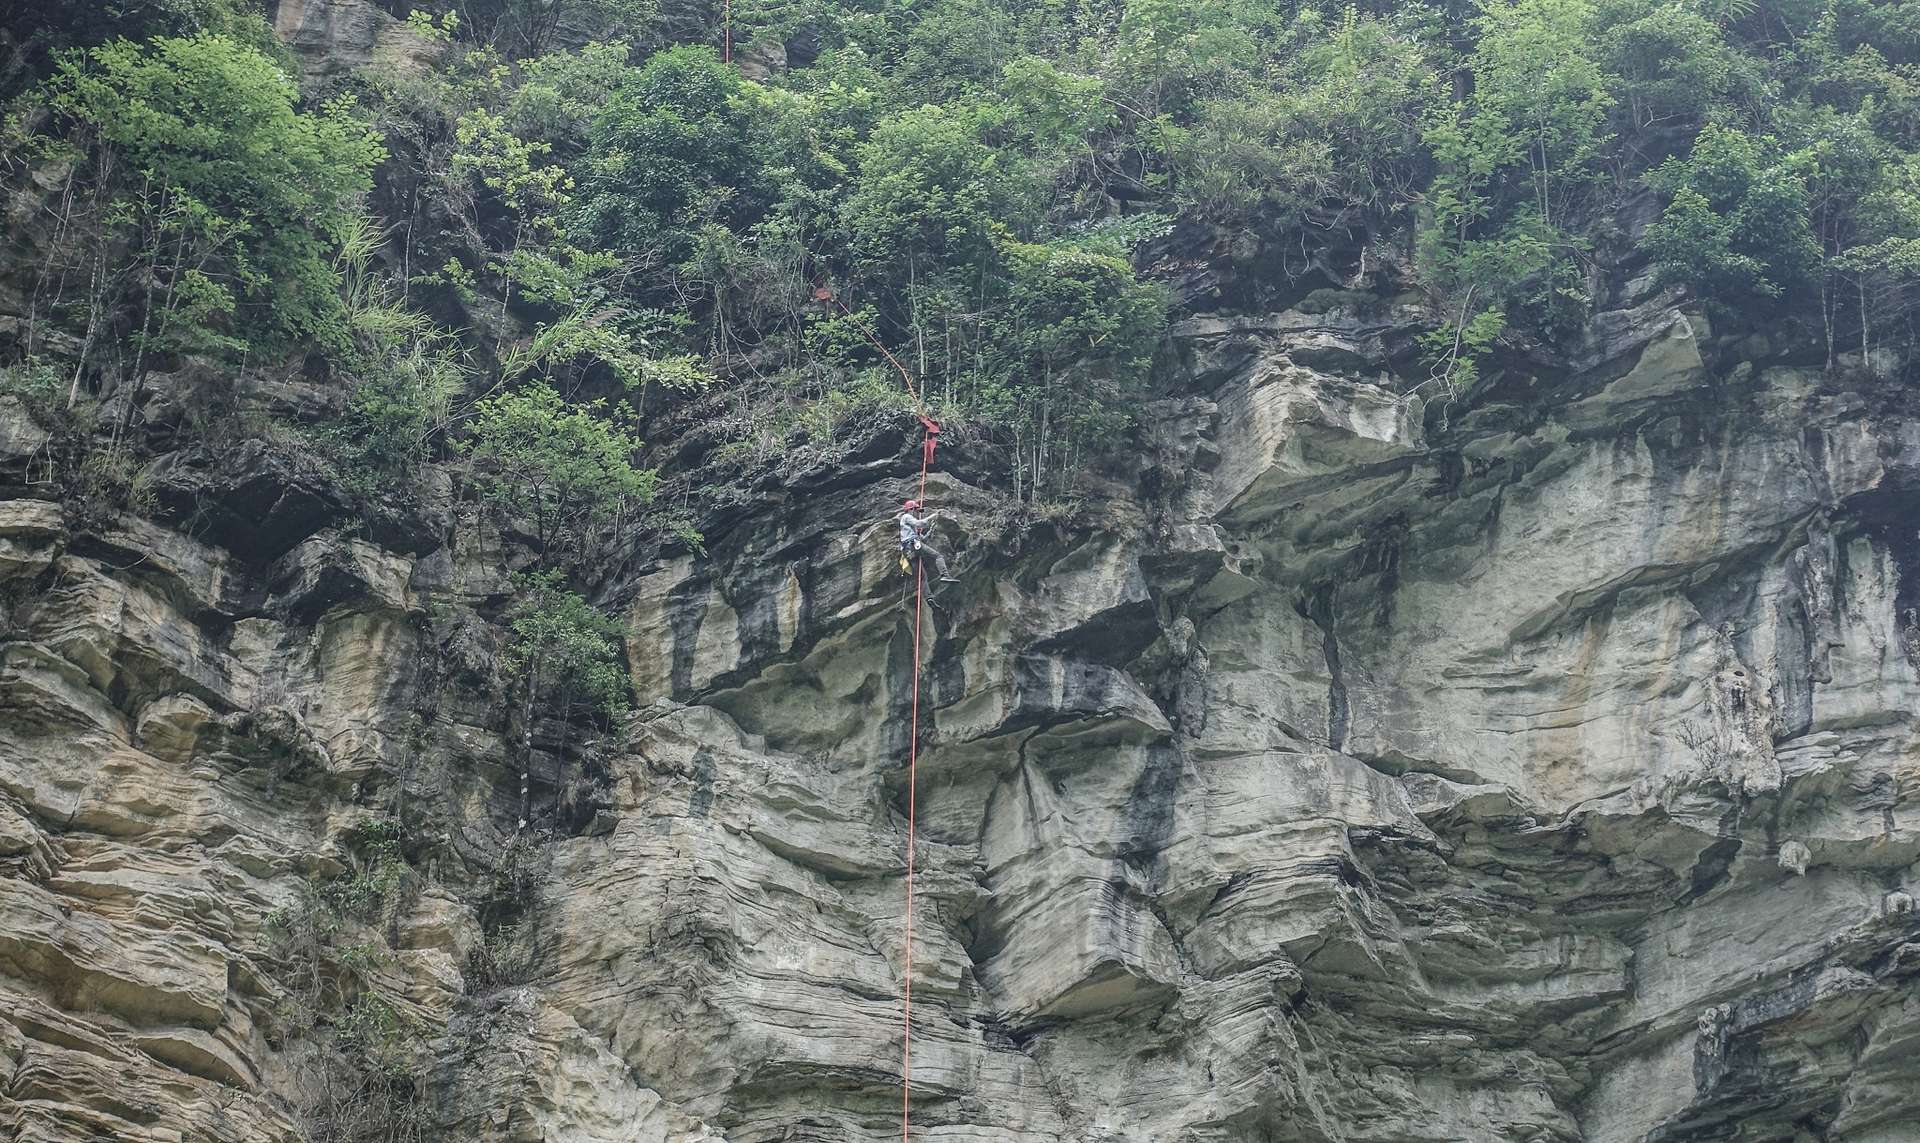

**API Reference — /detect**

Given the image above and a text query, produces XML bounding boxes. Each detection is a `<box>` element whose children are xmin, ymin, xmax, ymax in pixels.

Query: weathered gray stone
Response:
<box><xmin>2</xmin><ymin>115</ymin><xmax>1918</xmax><ymax>1142</ymax></box>
<box><xmin>272</xmin><ymin>0</ymin><xmax>444</xmax><ymax>79</ymax></box>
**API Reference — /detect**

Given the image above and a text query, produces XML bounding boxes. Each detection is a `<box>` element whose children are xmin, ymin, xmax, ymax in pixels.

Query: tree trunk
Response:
<box><xmin>518</xmin><ymin>655</ymin><xmax>542</xmax><ymax>830</ymax></box>
<box><xmin>1860</xmin><ymin>275</ymin><xmax>1871</xmax><ymax>376</ymax></box>
<box><xmin>68</xmin><ymin>241</ymin><xmax>107</xmax><ymax>409</ymax></box>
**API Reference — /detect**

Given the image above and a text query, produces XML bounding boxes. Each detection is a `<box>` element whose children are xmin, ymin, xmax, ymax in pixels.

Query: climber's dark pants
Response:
<box><xmin>901</xmin><ymin>540</ymin><xmax>948</xmax><ymax>578</ymax></box>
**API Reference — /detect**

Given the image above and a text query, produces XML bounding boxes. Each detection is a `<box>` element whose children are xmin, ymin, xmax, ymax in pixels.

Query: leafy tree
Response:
<box><xmin>1594</xmin><ymin>0</ymin><xmax>1748</xmax><ymax>129</ymax></box>
<box><xmin>895</xmin><ymin>0</ymin><xmax>1018</xmax><ymax>102</ymax></box>
<box><xmin>999</xmin><ymin>55</ymin><xmax>1114</xmax><ymax>163</ymax></box>
<box><xmin>503</xmin><ymin>570</ymin><xmax>629</xmax><ymax>829</ymax></box>
<box><xmin>1458</xmin><ymin>0</ymin><xmax>1614</xmax><ymax>236</ymax></box>
<box><xmin>574</xmin><ymin>45</ymin><xmax>763</xmax><ymax>265</ymax></box>
<box><xmin>505</xmin><ymin>572</ymin><xmax>629</xmax><ymax>718</ymax></box>
<box><xmin>843</xmin><ymin>103</ymin><xmax>1039</xmax><ymax>285</ymax></box>
<box><xmin>1106</xmin><ymin>0</ymin><xmax>1274</xmax><ymax>121</ymax></box>
<box><xmin>357</xmin><ymin>34</ymin><xmax>672</xmax><ymax>402</ymax></box>
<box><xmin>1417</xmin><ymin>0</ymin><xmax>1615</xmax><ymax>388</ymax></box>
<box><xmin>1645</xmin><ymin>125</ymin><xmax>1820</xmax><ymax>301</ymax></box>
<box><xmin>462</xmin><ymin>382</ymin><xmax>655</xmax><ymax>561</ymax></box>
<box><xmin>983</xmin><ymin>236</ymin><xmax>1166</xmax><ymax>496</ymax></box>
<box><xmin>501</xmin><ymin>304</ymin><xmax>709</xmax><ymax>390</ymax></box>
<box><xmin>449</xmin><ymin>89</ymin><xmax>599</xmax><ymax>324</ymax></box>
<box><xmin>508</xmin><ymin>38</ymin><xmax>639</xmax><ymax>148</ymax></box>
<box><xmin>34</xmin><ymin>33</ymin><xmax>381</xmax><ymax>409</ymax></box>
<box><xmin>1163</xmin><ymin>7</ymin><xmax>1434</xmax><ymax>221</ymax></box>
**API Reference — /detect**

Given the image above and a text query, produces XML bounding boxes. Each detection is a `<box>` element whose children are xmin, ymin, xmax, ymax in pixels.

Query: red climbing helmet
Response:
<box><xmin>903</xmin><ymin>499</ymin><xmax>921</xmax><ymax>510</ymax></box>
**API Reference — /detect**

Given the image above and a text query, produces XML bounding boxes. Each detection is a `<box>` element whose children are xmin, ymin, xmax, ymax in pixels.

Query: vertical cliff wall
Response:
<box><xmin>4</xmin><ymin>234</ymin><xmax>1918</xmax><ymax>1140</ymax></box>
<box><xmin>2</xmin><ymin>4</ymin><xmax>1919</xmax><ymax>1139</ymax></box>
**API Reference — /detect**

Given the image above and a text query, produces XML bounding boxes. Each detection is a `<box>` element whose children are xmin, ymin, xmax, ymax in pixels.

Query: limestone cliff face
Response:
<box><xmin>4</xmin><ymin>228</ymin><xmax>1918</xmax><ymax>1141</ymax></box>
<box><xmin>561</xmin><ymin>264</ymin><xmax>1920</xmax><ymax>1141</ymax></box>
<box><xmin>1</xmin><ymin>13</ymin><xmax>1918</xmax><ymax>1138</ymax></box>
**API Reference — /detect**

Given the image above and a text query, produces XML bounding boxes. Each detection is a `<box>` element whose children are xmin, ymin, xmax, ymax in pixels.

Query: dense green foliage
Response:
<box><xmin>1413</xmin><ymin>0</ymin><xmax>1920</xmax><ymax>380</ymax></box>
<box><xmin>45</xmin><ymin>34</ymin><xmax>379</xmax><ymax>342</ymax></box>
<box><xmin>8</xmin><ymin>0</ymin><xmax>1920</xmax><ymax>524</ymax></box>
<box><xmin>16</xmin><ymin>32</ymin><xmax>381</xmax><ymax>415</ymax></box>
<box><xmin>504</xmin><ymin>570</ymin><xmax>632</xmax><ymax>721</ymax></box>
<box><xmin>464</xmin><ymin>382</ymin><xmax>654</xmax><ymax>560</ymax></box>
<box><xmin>324</xmin><ymin>218</ymin><xmax>469</xmax><ymax>492</ymax></box>
<box><xmin>575</xmin><ymin>45</ymin><xmax>764</xmax><ymax>261</ymax></box>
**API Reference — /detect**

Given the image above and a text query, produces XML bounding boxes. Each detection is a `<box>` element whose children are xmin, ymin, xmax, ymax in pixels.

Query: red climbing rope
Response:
<box><xmin>811</xmin><ymin>285</ymin><xmax>926</xmax><ymax>413</ymax></box>
<box><xmin>902</xmin><ymin>541</ymin><xmax>921</xmax><ymax>1139</ymax></box>
<box><xmin>808</xmin><ymin>284</ymin><xmax>936</xmax><ymax>1139</ymax></box>
<box><xmin>902</xmin><ymin>413</ymin><xmax>937</xmax><ymax>1143</ymax></box>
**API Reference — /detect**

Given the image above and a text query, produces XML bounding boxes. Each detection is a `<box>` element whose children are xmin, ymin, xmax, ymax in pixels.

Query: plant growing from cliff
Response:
<box><xmin>574</xmin><ymin>45</ymin><xmax>765</xmax><ymax>267</ymax></box>
<box><xmin>1643</xmin><ymin>105</ymin><xmax>1920</xmax><ymax>370</ymax></box>
<box><xmin>842</xmin><ymin>102</ymin><xmax>1038</xmax><ymax>289</ymax></box>
<box><xmin>267</xmin><ymin>818</ymin><xmax>413</xmax><ymax>967</ymax></box>
<box><xmin>0</xmin><ymin>361</ymin><xmax>155</xmax><ymax>523</ymax></box>
<box><xmin>502</xmin><ymin>570</ymin><xmax>629</xmax><ymax>831</ymax></box>
<box><xmin>449</xmin><ymin>84</ymin><xmax>594</xmax><ymax>325</ymax></box>
<box><xmin>462</xmin><ymin>382</ymin><xmax>655</xmax><ymax>562</ymax></box>
<box><xmin>1463</xmin><ymin>0</ymin><xmax>1615</xmax><ymax>238</ymax></box>
<box><xmin>1417</xmin><ymin>303</ymin><xmax>1509</xmax><ymax>398</ymax></box>
<box><xmin>314</xmin><ymin>991</ymin><xmax>428</xmax><ymax>1143</ymax></box>
<box><xmin>326</xmin><ymin>817</ymin><xmax>413</xmax><ymax>923</ymax></box>
<box><xmin>1644</xmin><ymin>126</ymin><xmax>1820</xmax><ymax>304</ymax></box>
<box><xmin>1159</xmin><ymin>7</ymin><xmax>1435</xmax><ymax>222</ymax></box>
<box><xmin>335</xmin><ymin>992</ymin><xmax>421</xmax><ymax>1077</ymax></box>
<box><xmin>263</xmin><ymin>815</ymin><xmax>430</xmax><ymax>1142</ymax></box>
<box><xmin>32</xmin><ymin>33</ymin><xmax>382</xmax><ymax>414</ymax></box>
<box><xmin>465</xmin><ymin>831</ymin><xmax>554</xmax><ymax>988</ymax></box>
<box><xmin>500</xmin><ymin>301</ymin><xmax>712</xmax><ymax>392</ymax></box>
<box><xmin>1416</xmin><ymin>0</ymin><xmax>1613</xmax><ymax>382</ymax></box>
<box><xmin>980</xmin><ymin>237</ymin><xmax>1166</xmax><ymax>498</ymax></box>
<box><xmin>323</xmin><ymin>218</ymin><xmax>468</xmax><ymax>495</ymax></box>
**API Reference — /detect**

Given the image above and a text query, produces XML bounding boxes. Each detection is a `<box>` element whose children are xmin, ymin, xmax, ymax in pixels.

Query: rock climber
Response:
<box><xmin>898</xmin><ymin>499</ymin><xmax>956</xmax><ymax>581</ymax></box>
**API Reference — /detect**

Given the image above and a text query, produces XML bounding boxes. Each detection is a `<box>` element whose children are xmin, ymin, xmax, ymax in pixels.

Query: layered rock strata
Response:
<box><xmin>5</xmin><ymin>257</ymin><xmax>1916</xmax><ymax>1139</ymax></box>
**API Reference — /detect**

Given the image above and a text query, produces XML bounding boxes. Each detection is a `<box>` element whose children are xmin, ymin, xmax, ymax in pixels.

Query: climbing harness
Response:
<box><xmin>814</xmin><ymin>284</ymin><xmax>938</xmax><ymax>1141</ymax></box>
<box><xmin>899</xmin><ymin>499</ymin><xmax>922</xmax><ymax>575</ymax></box>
